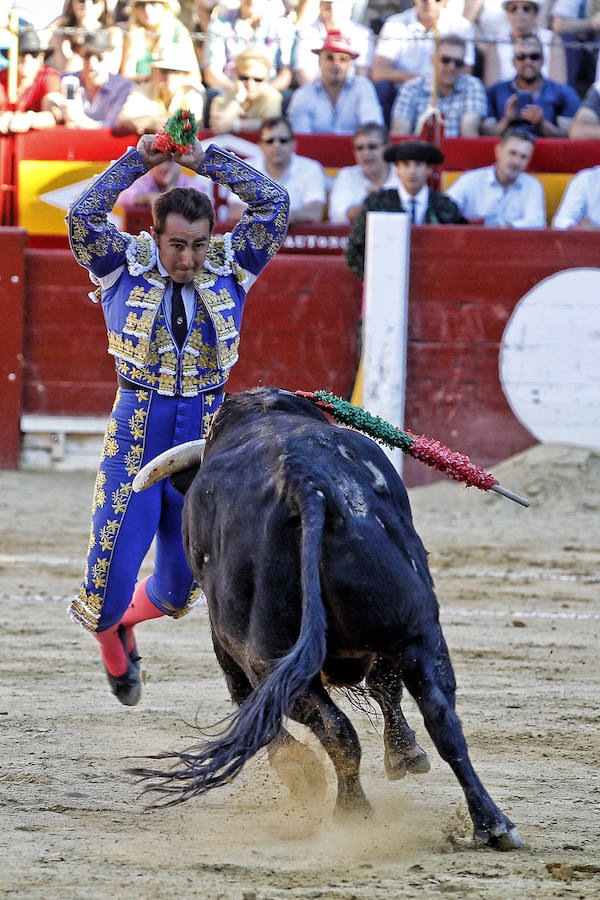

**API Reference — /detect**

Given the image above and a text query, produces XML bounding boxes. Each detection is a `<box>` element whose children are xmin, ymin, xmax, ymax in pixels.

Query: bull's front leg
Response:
<box><xmin>400</xmin><ymin>635</ymin><xmax>522</xmax><ymax>851</ymax></box>
<box><xmin>366</xmin><ymin>655</ymin><xmax>430</xmax><ymax>779</ymax></box>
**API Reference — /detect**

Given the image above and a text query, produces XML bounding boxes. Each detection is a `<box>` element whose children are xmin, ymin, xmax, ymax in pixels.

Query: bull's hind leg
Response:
<box><xmin>267</xmin><ymin>730</ymin><xmax>328</xmax><ymax>806</ymax></box>
<box><xmin>290</xmin><ymin>678</ymin><xmax>371</xmax><ymax>817</ymax></box>
<box><xmin>366</xmin><ymin>656</ymin><xmax>430</xmax><ymax>779</ymax></box>
<box><xmin>212</xmin><ymin>638</ymin><xmax>328</xmax><ymax>804</ymax></box>
<box><xmin>400</xmin><ymin>632</ymin><xmax>522</xmax><ymax>851</ymax></box>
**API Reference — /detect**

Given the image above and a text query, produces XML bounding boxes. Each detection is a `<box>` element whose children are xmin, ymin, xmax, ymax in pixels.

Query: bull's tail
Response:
<box><xmin>129</xmin><ymin>465</ymin><xmax>328</xmax><ymax>805</ymax></box>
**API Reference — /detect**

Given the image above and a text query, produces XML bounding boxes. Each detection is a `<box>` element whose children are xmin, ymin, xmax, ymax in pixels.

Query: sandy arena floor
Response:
<box><xmin>1</xmin><ymin>443</ymin><xmax>599</xmax><ymax>899</ymax></box>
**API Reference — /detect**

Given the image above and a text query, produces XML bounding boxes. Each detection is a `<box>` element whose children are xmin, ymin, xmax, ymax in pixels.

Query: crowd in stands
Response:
<box><xmin>1</xmin><ymin>0</ymin><xmax>600</xmax><ymax>229</ymax></box>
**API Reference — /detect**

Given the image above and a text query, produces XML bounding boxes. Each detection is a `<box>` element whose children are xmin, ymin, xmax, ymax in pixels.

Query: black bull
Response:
<box><xmin>132</xmin><ymin>387</ymin><xmax>522</xmax><ymax>850</ymax></box>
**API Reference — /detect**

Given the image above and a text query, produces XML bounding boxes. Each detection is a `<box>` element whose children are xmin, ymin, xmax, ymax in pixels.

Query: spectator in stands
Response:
<box><xmin>287</xmin><ymin>30</ymin><xmax>384</xmax><ymax>133</ymax></box>
<box><xmin>569</xmin><ymin>79</ymin><xmax>600</xmax><ymax>136</ymax></box>
<box><xmin>390</xmin><ymin>35</ymin><xmax>487</xmax><ymax>137</ymax></box>
<box><xmin>228</xmin><ymin>116</ymin><xmax>327</xmax><ymax>222</ymax></box>
<box><xmin>485</xmin><ymin>33</ymin><xmax>580</xmax><ymax>135</ymax></box>
<box><xmin>478</xmin><ymin>0</ymin><xmax>566</xmax><ymax>87</ymax></box>
<box><xmin>46</xmin><ymin>0</ymin><xmax>122</xmax><ymax>75</ymax></box>
<box><xmin>552</xmin><ymin>164</ymin><xmax>600</xmax><ymax>227</ymax></box>
<box><xmin>114</xmin><ymin>49</ymin><xmax>205</xmax><ymax>134</ymax></box>
<box><xmin>203</xmin><ymin>0</ymin><xmax>295</xmax><ymax>93</ymax></box>
<box><xmin>446</xmin><ymin>126</ymin><xmax>546</xmax><ymax>225</ymax></box>
<box><xmin>329</xmin><ymin>122</ymin><xmax>400</xmax><ymax>224</ymax></box>
<box><xmin>345</xmin><ymin>140</ymin><xmax>466</xmax><ymax>279</ymax></box>
<box><xmin>209</xmin><ymin>48</ymin><xmax>283</xmax><ymax>133</ymax></box>
<box><xmin>0</xmin><ymin>26</ymin><xmax>63</xmax><ymax>133</ymax></box>
<box><xmin>116</xmin><ymin>158</ymin><xmax>212</xmax><ymax>206</ymax></box>
<box><xmin>293</xmin><ymin>0</ymin><xmax>375</xmax><ymax>86</ymax></box>
<box><xmin>552</xmin><ymin>0</ymin><xmax>600</xmax><ymax>97</ymax></box>
<box><xmin>119</xmin><ymin>0</ymin><xmax>200</xmax><ymax>83</ymax></box>
<box><xmin>57</xmin><ymin>30</ymin><xmax>132</xmax><ymax>128</ymax></box>
<box><xmin>371</xmin><ymin>0</ymin><xmax>477</xmax><ymax>125</ymax></box>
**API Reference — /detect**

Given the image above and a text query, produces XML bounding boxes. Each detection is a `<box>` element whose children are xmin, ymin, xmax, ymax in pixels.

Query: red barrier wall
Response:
<box><xmin>22</xmin><ymin>249</ymin><xmax>362</xmax><ymax>417</ymax></box>
<box><xmin>16</xmin><ymin>225</ymin><xmax>600</xmax><ymax>483</ymax></box>
<box><xmin>0</xmin><ymin>229</ymin><xmax>27</xmax><ymax>467</ymax></box>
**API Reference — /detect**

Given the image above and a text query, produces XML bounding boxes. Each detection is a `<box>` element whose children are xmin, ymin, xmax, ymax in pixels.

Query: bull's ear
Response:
<box><xmin>169</xmin><ymin>466</ymin><xmax>201</xmax><ymax>496</ymax></box>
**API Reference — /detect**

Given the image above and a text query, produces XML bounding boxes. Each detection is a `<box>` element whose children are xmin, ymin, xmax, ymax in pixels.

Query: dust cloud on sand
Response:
<box><xmin>1</xmin><ymin>444</ymin><xmax>599</xmax><ymax>898</ymax></box>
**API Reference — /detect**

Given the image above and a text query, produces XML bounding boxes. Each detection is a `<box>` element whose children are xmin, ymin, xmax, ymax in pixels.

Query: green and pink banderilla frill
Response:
<box><xmin>153</xmin><ymin>109</ymin><xmax>199</xmax><ymax>155</ymax></box>
<box><xmin>295</xmin><ymin>390</ymin><xmax>530</xmax><ymax>507</ymax></box>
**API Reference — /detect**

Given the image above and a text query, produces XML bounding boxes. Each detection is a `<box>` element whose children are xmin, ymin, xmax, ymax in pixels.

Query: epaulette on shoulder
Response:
<box><xmin>125</xmin><ymin>231</ymin><xmax>158</xmax><ymax>276</ymax></box>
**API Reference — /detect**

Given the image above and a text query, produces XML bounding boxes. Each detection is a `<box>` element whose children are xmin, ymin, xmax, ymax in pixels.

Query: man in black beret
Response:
<box><xmin>345</xmin><ymin>139</ymin><xmax>466</xmax><ymax>279</ymax></box>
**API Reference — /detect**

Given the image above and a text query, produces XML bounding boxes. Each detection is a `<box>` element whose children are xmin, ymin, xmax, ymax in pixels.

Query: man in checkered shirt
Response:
<box><xmin>390</xmin><ymin>35</ymin><xmax>487</xmax><ymax>138</ymax></box>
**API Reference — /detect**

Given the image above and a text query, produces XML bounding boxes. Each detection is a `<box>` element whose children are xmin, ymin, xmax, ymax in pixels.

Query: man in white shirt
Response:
<box><xmin>552</xmin><ymin>165</ymin><xmax>600</xmax><ymax>229</ymax></box>
<box><xmin>293</xmin><ymin>0</ymin><xmax>375</xmax><ymax>86</ymax></box>
<box><xmin>287</xmin><ymin>30</ymin><xmax>384</xmax><ymax>133</ymax></box>
<box><xmin>228</xmin><ymin>116</ymin><xmax>327</xmax><ymax>222</ymax></box>
<box><xmin>446</xmin><ymin>127</ymin><xmax>546</xmax><ymax>227</ymax></box>
<box><xmin>329</xmin><ymin>122</ymin><xmax>400</xmax><ymax>224</ymax></box>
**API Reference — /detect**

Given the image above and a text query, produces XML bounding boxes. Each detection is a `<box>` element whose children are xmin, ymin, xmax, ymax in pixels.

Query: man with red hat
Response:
<box><xmin>345</xmin><ymin>140</ymin><xmax>466</xmax><ymax>278</ymax></box>
<box><xmin>287</xmin><ymin>30</ymin><xmax>384</xmax><ymax>134</ymax></box>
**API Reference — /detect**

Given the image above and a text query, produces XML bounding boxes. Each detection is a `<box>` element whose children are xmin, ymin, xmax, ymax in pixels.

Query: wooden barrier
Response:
<box><xmin>0</xmin><ymin>229</ymin><xmax>27</xmax><ymax>468</ymax></box>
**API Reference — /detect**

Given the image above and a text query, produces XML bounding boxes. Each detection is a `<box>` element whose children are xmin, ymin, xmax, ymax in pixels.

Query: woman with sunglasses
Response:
<box><xmin>208</xmin><ymin>48</ymin><xmax>283</xmax><ymax>134</ymax></box>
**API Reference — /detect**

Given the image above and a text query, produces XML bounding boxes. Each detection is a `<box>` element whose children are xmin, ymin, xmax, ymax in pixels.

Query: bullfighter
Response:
<box><xmin>66</xmin><ymin>132</ymin><xmax>289</xmax><ymax>706</ymax></box>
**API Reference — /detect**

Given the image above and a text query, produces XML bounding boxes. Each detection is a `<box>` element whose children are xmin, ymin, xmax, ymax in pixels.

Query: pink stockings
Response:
<box><xmin>93</xmin><ymin>577</ymin><xmax>164</xmax><ymax>676</ymax></box>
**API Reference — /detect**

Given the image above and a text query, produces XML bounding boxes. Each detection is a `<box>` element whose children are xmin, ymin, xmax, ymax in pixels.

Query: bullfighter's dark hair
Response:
<box><xmin>152</xmin><ymin>188</ymin><xmax>215</xmax><ymax>235</ymax></box>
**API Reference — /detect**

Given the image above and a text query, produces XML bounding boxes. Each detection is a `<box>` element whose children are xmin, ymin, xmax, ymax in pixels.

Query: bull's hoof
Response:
<box><xmin>384</xmin><ymin>744</ymin><xmax>430</xmax><ymax>780</ymax></box>
<box><xmin>333</xmin><ymin>793</ymin><xmax>372</xmax><ymax>821</ymax></box>
<box><xmin>474</xmin><ymin>824</ymin><xmax>523</xmax><ymax>851</ymax></box>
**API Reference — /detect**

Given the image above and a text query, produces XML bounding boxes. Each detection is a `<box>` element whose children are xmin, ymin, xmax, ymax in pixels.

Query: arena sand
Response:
<box><xmin>1</xmin><ymin>444</ymin><xmax>599</xmax><ymax>899</ymax></box>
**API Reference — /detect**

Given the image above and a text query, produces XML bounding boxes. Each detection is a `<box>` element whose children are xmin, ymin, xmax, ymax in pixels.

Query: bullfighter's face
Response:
<box><xmin>151</xmin><ymin>213</ymin><xmax>211</xmax><ymax>283</ymax></box>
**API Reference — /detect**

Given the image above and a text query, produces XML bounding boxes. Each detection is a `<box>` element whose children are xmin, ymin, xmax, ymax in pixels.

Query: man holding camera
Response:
<box><xmin>485</xmin><ymin>34</ymin><xmax>579</xmax><ymax>137</ymax></box>
<box><xmin>59</xmin><ymin>30</ymin><xmax>132</xmax><ymax>130</ymax></box>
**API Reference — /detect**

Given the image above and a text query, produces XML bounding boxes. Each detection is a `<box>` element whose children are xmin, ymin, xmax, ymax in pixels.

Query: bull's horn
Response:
<box><xmin>132</xmin><ymin>439</ymin><xmax>206</xmax><ymax>493</ymax></box>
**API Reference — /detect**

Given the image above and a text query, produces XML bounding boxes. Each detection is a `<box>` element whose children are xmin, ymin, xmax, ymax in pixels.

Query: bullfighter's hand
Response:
<box><xmin>173</xmin><ymin>138</ymin><xmax>206</xmax><ymax>172</ymax></box>
<box><xmin>137</xmin><ymin>134</ymin><xmax>170</xmax><ymax>170</ymax></box>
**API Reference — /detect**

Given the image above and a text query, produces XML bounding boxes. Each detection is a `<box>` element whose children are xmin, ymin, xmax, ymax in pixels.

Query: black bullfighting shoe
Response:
<box><xmin>104</xmin><ymin>626</ymin><xmax>141</xmax><ymax>706</ymax></box>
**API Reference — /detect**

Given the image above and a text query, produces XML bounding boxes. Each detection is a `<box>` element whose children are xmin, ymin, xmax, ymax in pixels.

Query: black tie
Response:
<box><xmin>171</xmin><ymin>281</ymin><xmax>187</xmax><ymax>348</ymax></box>
<box><xmin>410</xmin><ymin>198</ymin><xmax>417</xmax><ymax>224</ymax></box>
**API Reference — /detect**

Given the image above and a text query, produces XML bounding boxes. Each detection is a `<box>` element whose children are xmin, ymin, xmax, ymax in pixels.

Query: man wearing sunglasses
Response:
<box><xmin>485</xmin><ymin>34</ymin><xmax>580</xmax><ymax>136</ymax></box>
<box><xmin>228</xmin><ymin>116</ymin><xmax>326</xmax><ymax>223</ymax></box>
<box><xmin>372</xmin><ymin>0</ymin><xmax>476</xmax><ymax>126</ymax></box>
<box><xmin>209</xmin><ymin>49</ymin><xmax>283</xmax><ymax>134</ymax></box>
<box><xmin>56</xmin><ymin>30</ymin><xmax>133</xmax><ymax>130</ymax></box>
<box><xmin>287</xmin><ymin>30</ymin><xmax>384</xmax><ymax>134</ymax></box>
<box><xmin>329</xmin><ymin>122</ymin><xmax>400</xmax><ymax>224</ymax></box>
<box><xmin>390</xmin><ymin>35</ymin><xmax>487</xmax><ymax>137</ymax></box>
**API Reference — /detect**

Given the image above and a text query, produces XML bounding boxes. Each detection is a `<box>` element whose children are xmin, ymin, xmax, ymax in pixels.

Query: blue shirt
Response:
<box><xmin>78</xmin><ymin>73</ymin><xmax>133</xmax><ymax>129</ymax></box>
<box><xmin>486</xmin><ymin>78</ymin><xmax>580</xmax><ymax>137</ymax></box>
